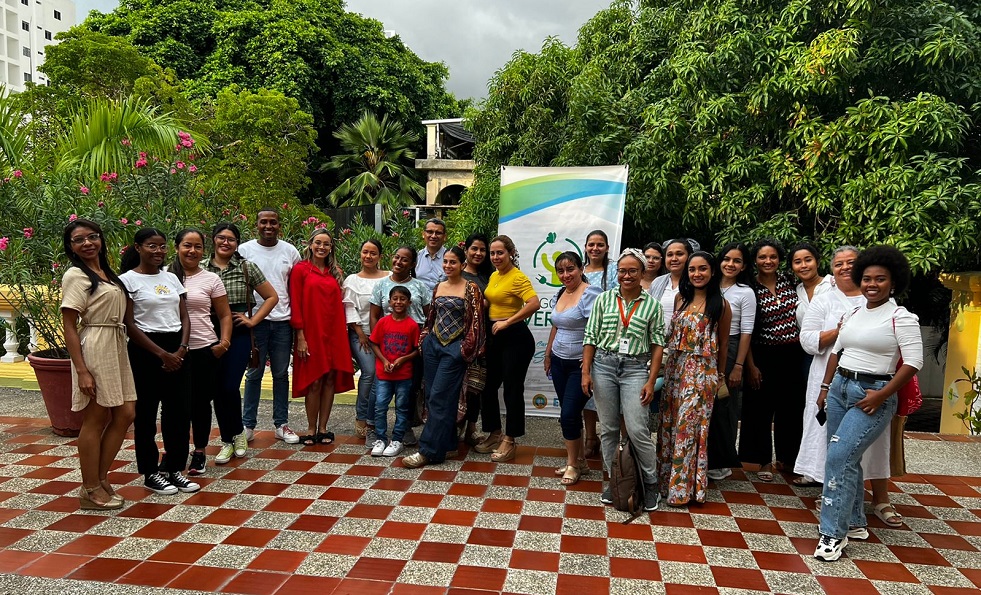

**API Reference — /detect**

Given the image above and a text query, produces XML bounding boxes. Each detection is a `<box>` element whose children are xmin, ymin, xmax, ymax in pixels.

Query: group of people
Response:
<box><xmin>59</xmin><ymin>211</ymin><xmax>923</xmax><ymax>564</ymax></box>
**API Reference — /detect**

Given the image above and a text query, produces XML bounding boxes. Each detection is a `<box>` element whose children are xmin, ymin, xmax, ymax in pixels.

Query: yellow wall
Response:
<box><xmin>940</xmin><ymin>273</ymin><xmax>981</xmax><ymax>434</ymax></box>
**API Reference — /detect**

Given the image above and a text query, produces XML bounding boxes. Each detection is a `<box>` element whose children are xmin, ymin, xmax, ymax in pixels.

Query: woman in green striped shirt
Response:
<box><xmin>582</xmin><ymin>248</ymin><xmax>665</xmax><ymax>512</ymax></box>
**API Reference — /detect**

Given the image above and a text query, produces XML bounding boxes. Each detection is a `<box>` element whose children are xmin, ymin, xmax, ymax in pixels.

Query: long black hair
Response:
<box><xmin>62</xmin><ymin>219</ymin><xmax>125</xmax><ymax>294</ymax></box>
<box><xmin>170</xmin><ymin>228</ymin><xmax>205</xmax><ymax>284</ymax></box>
<box><xmin>678</xmin><ymin>251</ymin><xmax>724</xmax><ymax>332</ymax></box>
<box><xmin>464</xmin><ymin>233</ymin><xmax>493</xmax><ymax>278</ymax></box>
<box><xmin>716</xmin><ymin>241</ymin><xmax>753</xmax><ymax>285</ymax></box>
<box><xmin>210</xmin><ymin>222</ymin><xmax>242</xmax><ymax>259</ymax></box>
<box><xmin>119</xmin><ymin>228</ymin><xmax>167</xmax><ymax>274</ymax></box>
<box><xmin>585</xmin><ymin>229</ymin><xmax>611</xmax><ymax>289</ymax></box>
<box><xmin>643</xmin><ymin>242</ymin><xmax>666</xmax><ymax>277</ymax></box>
<box><xmin>395</xmin><ymin>245</ymin><xmax>418</xmax><ymax>278</ymax></box>
<box><xmin>554</xmin><ymin>251</ymin><xmax>587</xmax><ymax>299</ymax></box>
<box><xmin>788</xmin><ymin>241</ymin><xmax>823</xmax><ymax>278</ymax></box>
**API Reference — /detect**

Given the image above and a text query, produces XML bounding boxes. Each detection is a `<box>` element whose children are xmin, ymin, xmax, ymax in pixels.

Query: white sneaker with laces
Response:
<box><xmin>383</xmin><ymin>441</ymin><xmax>403</xmax><ymax>457</ymax></box>
<box><xmin>233</xmin><ymin>432</ymin><xmax>248</xmax><ymax>457</ymax></box>
<box><xmin>370</xmin><ymin>440</ymin><xmax>386</xmax><ymax>456</ymax></box>
<box><xmin>215</xmin><ymin>443</ymin><xmax>235</xmax><ymax>464</ymax></box>
<box><xmin>244</xmin><ymin>428</ymin><xmax>255</xmax><ymax>442</ymax></box>
<box><xmin>814</xmin><ymin>534</ymin><xmax>848</xmax><ymax>561</ymax></box>
<box><xmin>276</xmin><ymin>424</ymin><xmax>300</xmax><ymax>444</ymax></box>
<box><xmin>846</xmin><ymin>526</ymin><xmax>869</xmax><ymax>540</ymax></box>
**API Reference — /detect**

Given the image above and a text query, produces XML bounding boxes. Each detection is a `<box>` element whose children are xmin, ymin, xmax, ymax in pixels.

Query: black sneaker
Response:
<box><xmin>814</xmin><ymin>534</ymin><xmax>848</xmax><ymax>561</ymax></box>
<box><xmin>144</xmin><ymin>472</ymin><xmax>178</xmax><ymax>495</ymax></box>
<box><xmin>643</xmin><ymin>485</ymin><xmax>659</xmax><ymax>511</ymax></box>
<box><xmin>600</xmin><ymin>487</ymin><xmax>613</xmax><ymax>505</ymax></box>
<box><xmin>188</xmin><ymin>451</ymin><xmax>206</xmax><ymax>476</ymax></box>
<box><xmin>167</xmin><ymin>471</ymin><xmax>201</xmax><ymax>493</ymax></box>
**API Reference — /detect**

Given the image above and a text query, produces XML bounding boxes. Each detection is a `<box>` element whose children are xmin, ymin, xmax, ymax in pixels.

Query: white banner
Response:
<box><xmin>498</xmin><ymin>165</ymin><xmax>628</xmax><ymax>417</ymax></box>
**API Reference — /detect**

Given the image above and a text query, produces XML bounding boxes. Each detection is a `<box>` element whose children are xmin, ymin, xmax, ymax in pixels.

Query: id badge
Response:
<box><xmin>619</xmin><ymin>338</ymin><xmax>630</xmax><ymax>354</ymax></box>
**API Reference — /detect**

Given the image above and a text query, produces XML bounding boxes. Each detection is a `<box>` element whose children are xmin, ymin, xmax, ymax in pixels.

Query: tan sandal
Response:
<box><xmin>757</xmin><ymin>463</ymin><xmax>774</xmax><ymax>482</ymax></box>
<box><xmin>474</xmin><ymin>432</ymin><xmax>502</xmax><ymax>454</ymax></box>
<box><xmin>490</xmin><ymin>438</ymin><xmax>516</xmax><ymax>463</ymax></box>
<box><xmin>79</xmin><ymin>486</ymin><xmax>123</xmax><ymax>511</ymax></box>
<box><xmin>354</xmin><ymin>419</ymin><xmax>368</xmax><ymax>438</ymax></box>
<box><xmin>874</xmin><ymin>503</ymin><xmax>904</xmax><ymax>528</ymax></box>
<box><xmin>554</xmin><ymin>458</ymin><xmax>590</xmax><ymax>476</ymax></box>
<box><xmin>560</xmin><ymin>465</ymin><xmax>581</xmax><ymax>486</ymax></box>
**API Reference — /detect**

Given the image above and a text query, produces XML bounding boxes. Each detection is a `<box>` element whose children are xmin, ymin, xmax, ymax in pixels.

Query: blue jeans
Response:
<box><xmin>243</xmin><ymin>319</ymin><xmax>293</xmax><ymax>429</ymax></box>
<box><xmin>420</xmin><ymin>335</ymin><xmax>466</xmax><ymax>462</ymax></box>
<box><xmin>819</xmin><ymin>374</ymin><xmax>896</xmax><ymax>539</ymax></box>
<box><xmin>550</xmin><ymin>353</ymin><xmax>590</xmax><ymax>441</ymax></box>
<box><xmin>590</xmin><ymin>350</ymin><xmax>657</xmax><ymax>486</ymax></box>
<box><xmin>349</xmin><ymin>328</ymin><xmax>377</xmax><ymax>423</ymax></box>
<box><xmin>374</xmin><ymin>378</ymin><xmax>412</xmax><ymax>444</ymax></box>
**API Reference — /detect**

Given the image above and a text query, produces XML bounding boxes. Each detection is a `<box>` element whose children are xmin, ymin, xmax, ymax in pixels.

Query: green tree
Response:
<box><xmin>324</xmin><ymin>111</ymin><xmax>424</xmax><ymax>217</ymax></box>
<box><xmin>201</xmin><ymin>87</ymin><xmax>318</xmax><ymax>215</ymax></box>
<box><xmin>457</xmin><ymin>0</ymin><xmax>981</xmax><ymax>273</ymax></box>
<box><xmin>40</xmin><ymin>29</ymin><xmax>155</xmax><ymax>98</ymax></box>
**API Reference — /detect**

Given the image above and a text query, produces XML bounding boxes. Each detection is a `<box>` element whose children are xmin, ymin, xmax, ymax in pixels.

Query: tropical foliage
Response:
<box><xmin>324</xmin><ymin>112</ymin><xmax>424</xmax><ymax>217</ymax></box>
<box><xmin>455</xmin><ymin>0</ymin><xmax>981</xmax><ymax>273</ymax></box>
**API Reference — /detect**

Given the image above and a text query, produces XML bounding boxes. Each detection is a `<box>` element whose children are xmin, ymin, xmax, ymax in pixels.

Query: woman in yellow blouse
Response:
<box><xmin>476</xmin><ymin>235</ymin><xmax>541</xmax><ymax>462</ymax></box>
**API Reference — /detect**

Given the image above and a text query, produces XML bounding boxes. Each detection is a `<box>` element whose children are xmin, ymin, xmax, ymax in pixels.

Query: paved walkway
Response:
<box><xmin>0</xmin><ymin>363</ymin><xmax>980</xmax><ymax>594</ymax></box>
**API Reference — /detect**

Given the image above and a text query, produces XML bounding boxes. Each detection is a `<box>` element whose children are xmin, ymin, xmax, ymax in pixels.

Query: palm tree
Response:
<box><xmin>325</xmin><ymin>111</ymin><xmax>424</xmax><ymax>216</ymax></box>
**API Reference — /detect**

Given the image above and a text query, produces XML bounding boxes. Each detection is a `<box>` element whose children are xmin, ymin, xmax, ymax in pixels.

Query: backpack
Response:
<box><xmin>610</xmin><ymin>437</ymin><xmax>646</xmax><ymax>523</ymax></box>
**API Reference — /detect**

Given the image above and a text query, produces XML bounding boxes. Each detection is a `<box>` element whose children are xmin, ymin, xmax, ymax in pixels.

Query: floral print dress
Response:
<box><xmin>658</xmin><ymin>308</ymin><xmax>719</xmax><ymax>506</ymax></box>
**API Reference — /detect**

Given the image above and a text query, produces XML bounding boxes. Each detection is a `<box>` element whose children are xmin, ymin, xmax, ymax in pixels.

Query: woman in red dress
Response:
<box><xmin>290</xmin><ymin>229</ymin><xmax>354</xmax><ymax>445</ymax></box>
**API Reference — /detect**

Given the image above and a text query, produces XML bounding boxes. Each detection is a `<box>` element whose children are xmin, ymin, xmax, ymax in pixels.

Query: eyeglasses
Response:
<box><xmin>424</xmin><ymin>229</ymin><xmax>445</xmax><ymax>236</ymax></box>
<box><xmin>617</xmin><ymin>268</ymin><xmax>642</xmax><ymax>276</ymax></box>
<box><xmin>141</xmin><ymin>243</ymin><xmax>167</xmax><ymax>252</ymax></box>
<box><xmin>214</xmin><ymin>236</ymin><xmax>238</xmax><ymax>244</ymax></box>
<box><xmin>70</xmin><ymin>233</ymin><xmax>101</xmax><ymax>245</ymax></box>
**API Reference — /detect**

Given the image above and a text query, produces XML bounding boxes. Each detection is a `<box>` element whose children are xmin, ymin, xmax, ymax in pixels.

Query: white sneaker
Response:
<box><xmin>383</xmin><ymin>441</ymin><xmax>403</xmax><ymax>457</ymax></box>
<box><xmin>244</xmin><ymin>428</ymin><xmax>255</xmax><ymax>442</ymax></box>
<box><xmin>215</xmin><ymin>443</ymin><xmax>235</xmax><ymax>464</ymax></box>
<box><xmin>847</xmin><ymin>526</ymin><xmax>869</xmax><ymax>540</ymax></box>
<box><xmin>233</xmin><ymin>432</ymin><xmax>248</xmax><ymax>458</ymax></box>
<box><xmin>276</xmin><ymin>424</ymin><xmax>300</xmax><ymax>444</ymax></box>
<box><xmin>370</xmin><ymin>440</ymin><xmax>386</xmax><ymax>457</ymax></box>
<box><xmin>814</xmin><ymin>534</ymin><xmax>848</xmax><ymax>561</ymax></box>
<box><xmin>707</xmin><ymin>468</ymin><xmax>732</xmax><ymax>481</ymax></box>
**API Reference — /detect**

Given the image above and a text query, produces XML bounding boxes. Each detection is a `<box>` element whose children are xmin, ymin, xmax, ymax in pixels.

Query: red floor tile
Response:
<box><xmin>19</xmin><ymin>553</ymin><xmax>91</xmax><ymax>578</ymax></box>
<box><xmin>468</xmin><ymin>527</ymin><xmax>516</xmax><ymax>547</ymax></box>
<box><xmin>646</xmin><ymin>511</ymin><xmax>696</xmax><ymax>528</ymax></box>
<box><xmin>449</xmin><ymin>483</ymin><xmax>490</xmax><ymax>497</ymax></box>
<box><xmin>347</xmin><ymin>504</ymin><xmax>394</xmax><ymax>519</ymax></box>
<box><xmin>332</xmin><ymin>578</ymin><xmax>394</xmax><ymax>595</ymax></box>
<box><xmin>376</xmin><ymin>521</ymin><xmax>427</xmax><ymax>541</ymax></box>
<box><xmin>223</xmin><ymin>468</ymin><xmax>271</xmax><ymax>481</ymax></box>
<box><xmin>610</xmin><ymin>557</ymin><xmax>661</xmax><ymax>581</ymax></box>
<box><xmin>68</xmin><ymin>557</ymin><xmax>140</xmax><ymax>582</ymax></box>
<box><xmin>390</xmin><ymin>585</ymin><xmax>447</xmax><ymax>595</ymax></box>
<box><xmin>451</xmin><ymin>565</ymin><xmax>508</xmax><ymax>591</ymax></box>
<box><xmin>854</xmin><ymin>559</ymin><xmax>920</xmax><ymax>582</ymax></box>
<box><xmin>697</xmin><ymin>529</ymin><xmax>748</xmax><ymax>549</ymax></box>
<box><xmin>346</xmin><ymin>557</ymin><xmax>407</xmax><ymax>581</ymax></box>
<box><xmin>273</xmin><ymin>459</ymin><xmax>317</xmax><ymax>472</ymax></box>
<box><xmin>931</xmin><ymin>588</ymin><xmax>981</xmax><ymax>595</ymax></box>
<box><xmin>400</xmin><ymin>493</ymin><xmax>444</xmax><ymax>508</ymax></box>
<box><xmin>118</xmin><ymin>502</ymin><xmax>176</xmax><ymax>519</ymax></box>
<box><xmin>431</xmin><ymin>509</ymin><xmax>478</xmax><ymax>526</ymax></box>
<box><xmin>948</xmin><ymin>521</ymin><xmax>981</xmax><ymax>537</ymax></box>
<box><xmin>961</xmin><ymin>568</ymin><xmax>981</xmax><ymax>588</ymax></box>
<box><xmin>735</xmin><ymin>517</ymin><xmax>785</xmax><ymax>535</ymax></box>
<box><xmin>510</xmin><ymin>549</ymin><xmax>559</xmax><ymax>572</ymax></box>
<box><xmin>322</xmin><ymin>487</ymin><xmax>365</xmax><ymax>502</ymax></box>
<box><xmin>243</xmin><ymin>482</ymin><xmax>290</xmax><ymax>496</ymax></box>
<box><xmin>656</xmin><ymin>543</ymin><xmax>708</xmax><ymax>564</ymax></box>
<box><xmin>492</xmin><ymin>474</ymin><xmax>530</xmax><ymax>487</ymax></box>
<box><xmin>133</xmin><ymin>520</ymin><xmax>193</xmax><ymax>540</ymax></box>
<box><xmin>556</xmin><ymin>574</ymin><xmax>609</xmax><ymax>595</ymax></box>
<box><xmin>168</xmin><ymin>565</ymin><xmax>238</xmax><ymax>591</ymax></box>
<box><xmin>347</xmin><ymin>464</ymin><xmax>386</xmax><ymax>477</ymax></box>
<box><xmin>288</xmin><ymin>514</ymin><xmax>339</xmax><ymax>533</ymax></box>
<box><xmin>201</xmin><ymin>507</ymin><xmax>256</xmax><ymax>526</ymax></box>
<box><xmin>45</xmin><ymin>513</ymin><xmax>109</xmax><ymax>533</ymax></box>
<box><xmin>248</xmin><ymin>549</ymin><xmax>308</xmax><ymax>573</ymax></box>
<box><xmin>921</xmin><ymin>533</ymin><xmax>978</xmax><ymax>551</ymax></box>
<box><xmin>182</xmin><ymin>491</ymin><xmax>235</xmax><ymax>507</ymax></box>
<box><xmin>912</xmin><ymin>494</ymin><xmax>961</xmax><ymax>508</ymax></box>
<box><xmin>0</xmin><ymin>508</ymin><xmax>26</xmax><ymax>525</ymax></box>
<box><xmin>56</xmin><ymin>534</ymin><xmax>122</xmax><ymax>556</ymax></box>
<box><xmin>223</xmin><ymin>527</ymin><xmax>279</xmax><ymax>547</ymax></box>
<box><xmin>220</xmin><ymin>569</ymin><xmax>290</xmax><ymax>594</ymax></box>
<box><xmin>722</xmin><ymin>491</ymin><xmax>767</xmax><ymax>506</ymax></box>
<box><xmin>263</xmin><ymin>497</ymin><xmax>314</xmax><ymax>513</ymax></box>
<box><xmin>275</xmin><ymin>575</ymin><xmax>341</xmax><ymax>595</ymax></box>
<box><xmin>315</xmin><ymin>535</ymin><xmax>370</xmax><ymax>556</ymax></box>
<box><xmin>560</xmin><ymin>535</ymin><xmax>607</xmax><ymax>555</ymax></box>
<box><xmin>38</xmin><ymin>496</ymin><xmax>84</xmax><ymax>513</ymax></box>
<box><xmin>889</xmin><ymin>545</ymin><xmax>952</xmax><ymax>566</ymax></box>
<box><xmin>771</xmin><ymin>506</ymin><xmax>818</xmax><ymax>523</ymax></box>
<box><xmin>525</xmin><ymin>488</ymin><xmax>568</xmax><ymax>502</ymax></box>
<box><xmin>24</xmin><ymin>467</ymin><xmax>72</xmax><ymax>480</ymax></box>
<box><xmin>0</xmin><ymin>550</ymin><xmax>44</xmax><ymax>573</ymax></box>
<box><xmin>711</xmin><ymin>566</ymin><xmax>769</xmax><ymax>591</ymax></box>
<box><xmin>664</xmin><ymin>585</ymin><xmax>719</xmax><ymax>595</ymax></box>
<box><xmin>373</xmin><ymin>478</ymin><xmax>413</xmax><ymax>492</ymax></box>
<box><xmin>815</xmin><ymin>576</ymin><xmax>882</xmax><ymax>594</ymax></box>
<box><xmin>481</xmin><ymin>497</ymin><xmax>523</xmax><ymax>513</ymax></box>
<box><xmin>752</xmin><ymin>551</ymin><xmax>810</xmax><ymax>573</ymax></box>
<box><xmin>607</xmin><ymin>521</ymin><xmax>653</xmax><ymax>541</ymax></box>
<box><xmin>413</xmin><ymin>541</ymin><xmax>465</xmax><ymax>563</ymax></box>
<box><xmin>517</xmin><ymin>515</ymin><xmax>563</xmax><ymax>533</ymax></box>
<box><xmin>149</xmin><ymin>541</ymin><xmax>215</xmax><ymax>564</ymax></box>
<box><xmin>565</xmin><ymin>503</ymin><xmax>606</xmax><ymax>520</ymax></box>
<box><xmin>117</xmin><ymin>561</ymin><xmax>190</xmax><ymax>587</ymax></box>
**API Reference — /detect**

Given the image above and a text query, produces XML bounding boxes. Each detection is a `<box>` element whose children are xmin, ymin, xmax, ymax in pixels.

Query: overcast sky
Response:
<box><xmin>76</xmin><ymin>0</ymin><xmax>612</xmax><ymax>100</ymax></box>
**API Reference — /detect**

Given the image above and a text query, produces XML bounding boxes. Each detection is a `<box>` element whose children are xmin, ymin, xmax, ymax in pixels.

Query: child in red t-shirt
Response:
<box><xmin>369</xmin><ymin>285</ymin><xmax>420</xmax><ymax>457</ymax></box>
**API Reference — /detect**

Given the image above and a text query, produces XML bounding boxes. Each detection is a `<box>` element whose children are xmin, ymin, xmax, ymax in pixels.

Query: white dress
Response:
<box><xmin>794</xmin><ymin>288</ymin><xmax>891</xmax><ymax>482</ymax></box>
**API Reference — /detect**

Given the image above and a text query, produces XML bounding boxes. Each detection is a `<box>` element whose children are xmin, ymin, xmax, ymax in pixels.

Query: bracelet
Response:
<box><xmin>180</xmin><ymin>344</ymin><xmax>189</xmax><ymax>349</ymax></box>
<box><xmin>734</xmin><ymin>363</ymin><xmax>743</xmax><ymax>367</ymax></box>
<box><xmin>220</xmin><ymin>339</ymin><xmax>230</xmax><ymax>348</ymax></box>
<box><xmin>820</xmin><ymin>383</ymin><xmax>831</xmax><ymax>390</ymax></box>
<box><xmin>819</xmin><ymin>387</ymin><xmax>829</xmax><ymax>392</ymax></box>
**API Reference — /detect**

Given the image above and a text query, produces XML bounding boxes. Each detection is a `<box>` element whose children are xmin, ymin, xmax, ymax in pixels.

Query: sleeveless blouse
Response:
<box><xmin>432</xmin><ymin>295</ymin><xmax>466</xmax><ymax>345</ymax></box>
<box><xmin>666</xmin><ymin>309</ymin><xmax>718</xmax><ymax>358</ymax></box>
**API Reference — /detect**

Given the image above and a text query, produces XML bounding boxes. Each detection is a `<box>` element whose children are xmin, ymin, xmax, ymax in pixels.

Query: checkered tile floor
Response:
<box><xmin>1</xmin><ymin>415</ymin><xmax>980</xmax><ymax>594</ymax></box>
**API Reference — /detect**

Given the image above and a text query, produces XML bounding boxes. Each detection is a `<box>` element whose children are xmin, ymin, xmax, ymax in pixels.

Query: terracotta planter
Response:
<box><xmin>27</xmin><ymin>350</ymin><xmax>83</xmax><ymax>437</ymax></box>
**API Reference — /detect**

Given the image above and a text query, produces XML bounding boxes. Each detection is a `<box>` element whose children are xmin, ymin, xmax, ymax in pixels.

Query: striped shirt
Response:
<box><xmin>584</xmin><ymin>288</ymin><xmax>665</xmax><ymax>356</ymax></box>
<box><xmin>752</xmin><ymin>275</ymin><xmax>799</xmax><ymax>345</ymax></box>
<box><xmin>206</xmin><ymin>256</ymin><xmax>267</xmax><ymax>312</ymax></box>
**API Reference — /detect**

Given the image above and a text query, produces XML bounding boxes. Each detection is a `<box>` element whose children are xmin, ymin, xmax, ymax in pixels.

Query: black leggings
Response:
<box><xmin>130</xmin><ymin>332</ymin><xmax>192</xmax><ymax>475</ymax></box>
<box><xmin>480</xmin><ymin>322</ymin><xmax>535</xmax><ymax>438</ymax></box>
<box><xmin>738</xmin><ymin>342</ymin><xmax>806</xmax><ymax>468</ymax></box>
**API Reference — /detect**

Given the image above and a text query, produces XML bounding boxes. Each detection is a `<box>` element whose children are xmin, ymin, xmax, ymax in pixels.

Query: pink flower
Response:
<box><xmin>135</xmin><ymin>220</ymin><xmax>142</xmax><ymax>226</ymax></box>
<box><xmin>392</xmin><ymin>232</ymin><xmax>399</xmax><ymax>238</ymax></box>
<box><xmin>176</xmin><ymin>161</ymin><xmax>185</xmax><ymax>170</ymax></box>
<box><xmin>139</xmin><ymin>152</ymin><xmax>147</xmax><ymax>158</ymax></box>
<box><xmin>97</xmin><ymin>201</ymin><xmax>104</xmax><ymax>207</ymax></box>
<box><xmin>135</xmin><ymin>158</ymin><xmax>148</xmax><ymax>168</ymax></box>
<box><xmin>120</xmin><ymin>218</ymin><xmax>128</xmax><ymax>224</ymax></box>
<box><xmin>121</xmin><ymin>138</ymin><xmax>131</xmax><ymax>147</ymax></box>
<box><xmin>69</xmin><ymin>214</ymin><xmax>78</xmax><ymax>222</ymax></box>
<box><xmin>315</xmin><ymin>223</ymin><xmax>327</xmax><ymax>229</ymax></box>
<box><xmin>222</xmin><ymin>209</ymin><xmax>230</xmax><ymax>215</ymax></box>
<box><xmin>51</xmin><ymin>262</ymin><xmax>59</xmax><ymax>269</ymax></box>
<box><xmin>0</xmin><ymin>237</ymin><xmax>8</xmax><ymax>251</ymax></box>
<box><xmin>188</xmin><ymin>165</ymin><xmax>197</xmax><ymax>173</ymax></box>
<box><xmin>12</xmin><ymin>170</ymin><xmax>22</xmax><ymax>178</ymax></box>
<box><xmin>22</xmin><ymin>227</ymin><xmax>33</xmax><ymax>239</ymax></box>
<box><xmin>402</xmin><ymin>209</ymin><xmax>410</xmax><ymax>218</ymax></box>
<box><xmin>200</xmin><ymin>219</ymin><xmax>206</xmax><ymax>225</ymax></box>
<box><xmin>80</xmin><ymin>185</ymin><xmax>90</xmax><ymax>195</ymax></box>
<box><xmin>239</xmin><ymin>214</ymin><xmax>247</xmax><ymax>221</ymax></box>
<box><xmin>281</xmin><ymin>203</ymin><xmax>289</xmax><ymax>209</ymax></box>
<box><xmin>170</xmin><ymin>168</ymin><xmax>177</xmax><ymax>174</ymax></box>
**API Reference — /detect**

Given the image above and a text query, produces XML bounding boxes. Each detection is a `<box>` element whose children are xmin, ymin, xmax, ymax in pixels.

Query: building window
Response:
<box><xmin>22</xmin><ymin>47</ymin><xmax>29</xmax><ymax>57</ymax></box>
<box><xmin>44</xmin><ymin>30</ymin><xmax>51</xmax><ymax>40</ymax></box>
<box><xmin>23</xmin><ymin>73</ymin><xmax>31</xmax><ymax>83</ymax></box>
<box><xmin>53</xmin><ymin>10</ymin><xmax>61</xmax><ymax>20</ymax></box>
<box><xmin>20</xmin><ymin>0</ymin><xmax>27</xmax><ymax>5</ymax></box>
<box><xmin>21</xmin><ymin>21</ymin><xmax>29</xmax><ymax>31</ymax></box>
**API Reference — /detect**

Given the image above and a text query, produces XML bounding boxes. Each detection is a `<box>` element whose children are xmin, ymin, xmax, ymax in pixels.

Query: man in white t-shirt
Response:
<box><xmin>238</xmin><ymin>208</ymin><xmax>302</xmax><ymax>444</ymax></box>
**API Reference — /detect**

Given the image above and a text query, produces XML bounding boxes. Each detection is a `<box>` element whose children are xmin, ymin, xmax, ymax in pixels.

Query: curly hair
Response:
<box><xmin>490</xmin><ymin>235</ymin><xmax>519</xmax><ymax>268</ymax></box>
<box><xmin>850</xmin><ymin>245</ymin><xmax>911</xmax><ymax>296</ymax></box>
<box><xmin>750</xmin><ymin>237</ymin><xmax>786</xmax><ymax>262</ymax></box>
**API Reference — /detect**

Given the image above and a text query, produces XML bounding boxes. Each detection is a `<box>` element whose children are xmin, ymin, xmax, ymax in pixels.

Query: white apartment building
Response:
<box><xmin>0</xmin><ymin>0</ymin><xmax>74</xmax><ymax>91</ymax></box>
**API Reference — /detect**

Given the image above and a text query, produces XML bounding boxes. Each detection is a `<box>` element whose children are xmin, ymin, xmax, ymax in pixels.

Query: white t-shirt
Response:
<box><xmin>182</xmin><ymin>269</ymin><xmax>226</xmax><ymax>349</ymax></box>
<box><xmin>796</xmin><ymin>274</ymin><xmax>833</xmax><ymax>328</ymax></box>
<box><xmin>659</xmin><ymin>284</ymin><xmax>679</xmax><ymax>335</ymax></box>
<box><xmin>343</xmin><ymin>273</ymin><xmax>386</xmax><ymax>331</ymax></box>
<box><xmin>721</xmin><ymin>283</ymin><xmax>756</xmax><ymax>336</ymax></box>
<box><xmin>238</xmin><ymin>240</ymin><xmax>301</xmax><ymax>322</ymax></box>
<box><xmin>120</xmin><ymin>270</ymin><xmax>186</xmax><ymax>333</ymax></box>
<box><xmin>835</xmin><ymin>304</ymin><xmax>924</xmax><ymax>375</ymax></box>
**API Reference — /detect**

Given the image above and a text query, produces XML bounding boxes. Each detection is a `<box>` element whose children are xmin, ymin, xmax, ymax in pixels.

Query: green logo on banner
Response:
<box><xmin>533</xmin><ymin>232</ymin><xmax>582</xmax><ymax>288</ymax></box>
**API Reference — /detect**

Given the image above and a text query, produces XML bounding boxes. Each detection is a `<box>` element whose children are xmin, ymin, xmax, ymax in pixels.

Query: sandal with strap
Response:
<box><xmin>354</xmin><ymin>420</ymin><xmax>368</xmax><ymax>438</ymax></box>
<box><xmin>874</xmin><ymin>503</ymin><xmax>904</xmax><ymax>528</ymax></box>
<box><xmin>560</xmin><ymin>465</ymin><xmax>581</xmax><ymax>486</ymax></box>
<box><xmin>317</xmin><ymin>431</ymin><xmax>335</xmax><ymax>445</ymax></box>
<box><xmin>490</xmin><ymin>438</ymin><xmax>516</xmax><ymax>463</ymax></box>
<box><xmin>554</xmin><ymin>458</ymin><xmax>590</xmax><ymax>476</ymax></box>
<box><xmin>757</xmin><ymin>463</ymin><xmax>774</xmax><ymax>483</ymax></box>
<box><xmin>79</xmin><ymin>485</ymin><xmax>123</xmax><ymax>511</ymax></box>
<box><xmin>474</xmin><ymin>432</ymin><xmax>502</xmax><ymax>454</ymax></box>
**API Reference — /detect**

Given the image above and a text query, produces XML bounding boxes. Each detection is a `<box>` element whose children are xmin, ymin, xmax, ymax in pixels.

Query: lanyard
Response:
<box><xmin>617</xmin><ymin>295</ymin><xmax>641</xmax><ymax>330</ymax></box>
